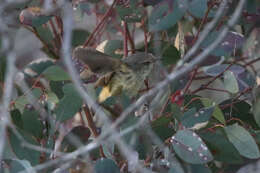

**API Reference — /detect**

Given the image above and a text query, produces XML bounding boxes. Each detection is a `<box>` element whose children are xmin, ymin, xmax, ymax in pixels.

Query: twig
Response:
<box><xmin>191</xmin><ymin>2</ymin><xmax>215</xmax><ymax>44</ymax></box>
<box><xmin>83</xmin><ymin>0</ymin><xmax>119</xmax><ymax>47</ymax></box>
<box><xmin>245</xmin><ymin>57</ymin><xmax>260</xmax><ymax>66</ymax></box>
<box><xmin>83</xmin><ymin>106</ymin><xmax>106</xmax><ymax>158</ymax></box>
<box><xmin>192</xmin><ymin>63</ymin><xmax>233</xmax><ymax>94</ymax></box>
<box><xmin>125</xmin><ymin>23</ymin><xmax>135</xmax><ymax>53</ymax></box>
<box><xmin>184</xmin><ymin>67</ymin><xmax>198</xmax><ymax>94</ymax></box>
<box><xmin>181</xmin><ymin>0</ymin><xmax>228</xmax><ymax>64</ymax></box>
<box><xmin>123</xmin><ymin>21</ymin><xmax>128</xmax><ymax>57</ymax></box>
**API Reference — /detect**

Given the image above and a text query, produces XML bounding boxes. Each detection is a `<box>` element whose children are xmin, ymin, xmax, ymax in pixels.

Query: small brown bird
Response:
<box><xmin>73</xmin><ymin>46</ymin><xmax>157</xmax><ymax>102</ymax></box>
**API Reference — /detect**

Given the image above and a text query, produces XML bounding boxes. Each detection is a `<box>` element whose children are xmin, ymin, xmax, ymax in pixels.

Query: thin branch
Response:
<box><xmin>83</xmin><ymin>106</ymin><xmax>106</xmax><ymax>158</ymax></box>
<box><xmin>181</xmin><ymin>0</ymin><xmax>228</xmax><ymax>64</ymax></box>
<box><xmin>83</xmin><ymin>0</ymin><xmax>119</xmax><ymax>47</ymax></box>
<box><xmin>123</xmin><ymin>21</ymin><xmax>128</xmax><ymax>57</ymax></box>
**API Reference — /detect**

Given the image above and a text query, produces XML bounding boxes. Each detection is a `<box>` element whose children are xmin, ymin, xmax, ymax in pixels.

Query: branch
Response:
<box><xmin>83</xmin><ymin>0</ymin><xmax>119</xmax><ymax>47</ymax></box>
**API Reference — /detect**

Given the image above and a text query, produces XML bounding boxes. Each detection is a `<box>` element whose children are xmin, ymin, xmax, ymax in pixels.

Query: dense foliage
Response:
<box><xmin>0</xmin><ymin>0</ymin><xmax>260</xmax><ymax>173</ymax></box>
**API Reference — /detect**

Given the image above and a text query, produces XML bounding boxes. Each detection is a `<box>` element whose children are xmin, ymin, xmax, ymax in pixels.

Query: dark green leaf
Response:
<box><xmin>35</xmin><ymin>25</ymin><xmax>54</xmax><ymax>47</ymax></box>
<box><xmin>200</xmin><ymin>98</ymin><xmax>225</xmax><ymax>124</ymax></box>
<box><xmin>188</xmin><ymin>0</ymin><xmax>208</xmax><ymax>18</ymax></box>
<box><xmin>171</xmin><ymin>130</ymin><xmax>213</xmax><ymax>164</ymax></box>
<box><xmin>0</xmin><ymin>55</ymin><xmax>6</xmax><ymax>82</ymax></box>
<box><xmin>116</xmin><ymin>6</ymin><xmax>144</xmax><ymax>23</ymax></box>
<box><xmin>254</xmin><ymin>99</ymin><xmax>260</xmax><ymax>128</ymax></box>
<box><xmin>3</xmin><ymin>159</ymin><xmax>35</xmax><ymax>173</ymax></box>
<box><xmin>24</xmin><ymin>59</ymin><xmax>54</xmax><ymax>77</ymax></box>
<box><xmin>224</xmin><ymin>123</ymin><xmax>260</xmax><ymax>159</ymax></box>
<box><xmin>152</xmin><ymin>116</ymin><xmax>175</xmax><ymax>141</ymax></box>
<box><xmin>14</xmin><ymin>88</ymin><xmax>43</xmax><ymax>112</ymax></box>
<box><xmin>72</xmin><ymin>29</ymin><xmax>90</xmax><ymax>47</ymax></box>
<box><xmin>220</xmin><ymin>100</ymin><xmax>258</xmax><ymax>128</ymax></box>
<box><xmin>199</xmin><ymin>130</ymin><xmax>243</xmax><ymax>164</ymax></box>
<box><xmin>54</xmin><ymin>83</ymin><xmax>83</xmax><ymax>122</ymax></box>
<box><xmin>94</xmin><ymin>159</ymin><xmax>120</xmax><ymax>173</ymax></box>
<box><xmin>162</xmin><ymin>45</ymin><xmax>180</xmax><ymax>66</ymax></box>
<box><xmin>42</xmin><ymin>65</ymin><xmax>71</xmax><ymax>81</ymax></box>
<box><xmin>149</xmin><ymin>0</ymin><xmax>188</xmax><ymax>31</ymax></box>
<box><xmin>22</xmin><ymin>108</ymin><xmax>43</xmax><ymax>138</ymax></box>
<box><xmin>50</xmin><ymin>81</ymin><xmax>65</xmax><ymax>99</ymax></box>
<box><xmin>181</xmin><ymin>106</ymin><xmax>214</xmax><ymax>130</ymax></box>
<box><xmin>189</xmin><ymin>164</ymin><xmax>212</xmax><ymax>173</ymax></box>
<box><xmin>10</xmin><ymin>109</ymin><xmax>23</xmax><ymax>129</ymax></box>
<box><xmin>8</xmin><ymin>129</ymin><xmax>41</xmax><ymax>166</ymax></box>
<box><xmin>32</xmin><ymin>15</ymin><xmax>52</xmax><ymax>27</ymax></box>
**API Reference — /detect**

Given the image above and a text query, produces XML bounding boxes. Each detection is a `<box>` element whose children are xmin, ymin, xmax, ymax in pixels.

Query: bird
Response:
<box><xmin>72</xmin><ymin>46</ymin><xmax>157</xmax><ymax>102</ymax></box>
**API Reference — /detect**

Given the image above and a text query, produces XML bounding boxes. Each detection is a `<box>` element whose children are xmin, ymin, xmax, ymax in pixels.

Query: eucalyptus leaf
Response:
<box><xmin>171</xmin><ymin>130</ymin><xmax>213</xmax><ymax>164</ymax></box>
<box><xmin>54</xmin><ymin>83</ymin><xmax>83</xmax><ymax>122</ymax></box>
<box><xmin>224</xmin><ymin>124</ymin><xmax>260</xmax><ymax>159</ymax></box>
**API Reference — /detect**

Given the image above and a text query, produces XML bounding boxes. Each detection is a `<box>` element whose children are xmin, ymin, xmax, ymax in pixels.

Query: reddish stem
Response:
<box><xmin>83</xmin><ymin>106</ymin><xmax>106</xmax><ymax>158</ymax></box>
<box><xmin>191</xmin><ymin>2</ymin><xmax>214</xmax><ymax>44</ymax></box>
<box><xmin>125</xmin><ymin>23</ymin><xmax>135</xmax><ymax>53</ymax></box>
<box><xmin>123</xmin><ymin>21</ymin><xmax>128</xmax><ymax>57</ymax></box>
<box><xmin>203</xmin><ymin>87</ymin><xmax>231</xmax><ymax>94</ymax></box>
<box><xmin>184</xmin><ymin>67</ymin><xmax>198</xmax><ymax>94</ymax></box>
<box><xmin>83</xmin><ymin>0</ymin><xmax>119</xmax><ymax>47</ymax></box>
<box><xmin>192</xmin><ymin>63</ymin><xmax>233</xmax><ymax>94</ymax></box>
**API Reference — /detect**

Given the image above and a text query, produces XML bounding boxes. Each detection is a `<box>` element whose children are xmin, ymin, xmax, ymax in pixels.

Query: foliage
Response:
<box><xmin>1</xmin><ymin>0</ymin><xmax>260</xmax><ymax>173</ymax></box>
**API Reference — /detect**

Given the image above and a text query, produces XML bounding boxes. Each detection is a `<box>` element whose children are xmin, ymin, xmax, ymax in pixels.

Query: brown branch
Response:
<box><xmin>245</xmin><ymin>57</ymin><xmax>260</xmax><ymax>66</ymax></box>
<box><xmin>203</xmin><ymin>87</ymin><xmax>231</xmax><ymax>94</ymax></box>
<box><xmin>125</xmin><ymin>23</ymin><xmax>135</xmax><ymax>53</ymax></box>
<box><xmin>123</xmin><ymin>21</ymin><xmax>128</xmax><ymax>57</ymax></box>
<box><xmin>191</xmin><ymin>2</ymin><xmax>215</xmax><ymax>44</ymax></box>
<box><xmin>83</xmin><ymin>106</ymin><xmax>106</xmax><ymax>158</ymax></box>
<box><xmin>192</xmin><ymin>63</ymin><xmax>233</xmax><ymax>94</ymax></box>
<box><xmin>184</xmin><ymin>67</ymin><xmax>198</xmax><ymax>93</ymax></box>
<box><xmin>83</xmin><ymin>0</ymin><xmax>120</xmax><ymax>47</ymax></box>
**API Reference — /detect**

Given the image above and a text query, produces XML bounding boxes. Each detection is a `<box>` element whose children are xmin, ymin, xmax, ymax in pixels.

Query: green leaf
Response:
<box><xmin>224</xmin><ymin>123</ymin><xmax>260</xmax><ymax>159</ymax></box>
<box><xmin>253</xmin><ymin>99</ymin><xmax>260</xmax><ymax>128</ymax></box>
<box><xmin>188</xmin><ymin>0</ymin><xmax>208</xmax><ymax>18</ymax></box>
<box><xmin>224</xmin><ymin>70</ymin><xmax>239</xmax><ymax>94</ymax></box>
<box><xmin>152</xmin><ymin>116</ymin><xmax>175</xmax><ymax>141</ymax></box>
<box><xmin>8</xmin><ymin>129</ymin><xmax>41</xmax><ymax>166</ymax></box>
<box><xmin>103</xmin><ymin>40</ymin><xmax>123</xmax><ymax>57</ymax></box>
<box><xmin>189</xmin><ymin>164</ymin><xmax>212</xmax><ymax>173</ymax></box>
<box><xmin>220</xmin><ymin>100</ymin><xmax>258</xmax><ymax>128</ymax></box>
<box><xmin>149</xmin><ymin>0</ymin><xmax>188</xmax><ymax>31</ymax></box>
<box><xmin>24</xmin><ymin>59</ymin><xmax>54</xmax><ymax>77</ymax></box>
<box><xmin>14</xmin><ymin>88</ymin><xmax>43</xmax><ymax>112</ymax></box>
<box><xmin>11</xmin><ymin>109</ymin><xmax>23</xmax><ymax>129</ymax></box>
<box><xmin>35</xmin><ymin>25</ymin><xmax>53</xmax><ymax>46</ymax></box>
<box><xmin>94</xmin><ymin>159</ymin><xmax>120</xmax><ymax>173</ymax></box>
<box><xmin>180</xmin><ymin>107</ymin><xmax>214</xmax><ymax>130</ymax></box>
<box><xmin>199</xmin><ymin>130</ymin><xmax>243</xmax><ymax>164</ymax></box>
<box><xmin>200</xmin><ymin>98</ymin><xmax>225</xmax><ymax>124</ymax></box>
<box><xmin>22</xmin><ymin>108</ymin><xmax>43</xmax><ymax>138</ymax></box>
<box><xmin>54</xmin><ymin>83</ymin><xmax>83</xmax><ymax>122</ymax></box>
<box><xmin>32</xmin><ymin>15</ymin><xmax>52</xmax><ymax>27</ymax></box>
<box><xmin>171</xmin><ymin>130</ymin><xmax>213</xmax><ymax>164</ymax></box>
<box><xmin>116</xmin><ymin>6</ymin><xmax>144</xmax><ymax>23</ymax></box>
<box><xmin>162</xmin><ymin>45</ymin><xmax>180</xmax><ymax>66</ymax></box>
<box><xmin>4</xmin><ymin>159</ymin><xmax>36</xmax><ymax>173</ymax></box>
<box><xmin>72</xmin><ymin>29</ymin><xmax>90</xmax><ymax>47</ymax></box>
<box><xmin>50</xmin><ymin>81</ymin><xmax>65</xmax><ymax>99</ymax></box>
<box><xmin>42</xmin><ymin>65</ymin><xmax>71</xmax><ymax>81</ymax></box>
